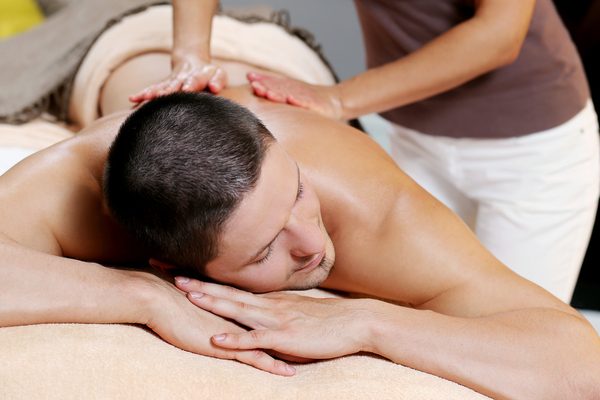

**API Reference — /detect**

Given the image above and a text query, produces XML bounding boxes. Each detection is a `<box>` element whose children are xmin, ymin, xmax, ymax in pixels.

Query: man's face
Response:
<box><xmin>204</xmin><ymin>142</ymin><xmax>335</xmax><ymax>292</ymax></box>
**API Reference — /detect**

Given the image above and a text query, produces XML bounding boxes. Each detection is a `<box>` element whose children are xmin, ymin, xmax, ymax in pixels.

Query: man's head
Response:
<box><xmin>104</xmin><ymin>92</ymin><xmax>334</xmax><ymax>292</ymax></box>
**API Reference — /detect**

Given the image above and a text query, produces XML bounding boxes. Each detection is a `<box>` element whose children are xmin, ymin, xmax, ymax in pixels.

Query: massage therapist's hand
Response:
<box><xmin>129</xmin><ymin>56</ymin><xmax>227</xmax><ymax>104</ymax></box>
<box><xmin>176</xmin><ymin>277</ymin><xmax>373</xmax><ymax>360</ymax></box>
<box><xmin>247</xmin><ymin>72</ymin><xmax>343</xmax><ymax>120</ymax></box>
<box><xmin>136</xmin><ymin>273</ymin><xmax>295</xmax><ymax>376</ymax></box>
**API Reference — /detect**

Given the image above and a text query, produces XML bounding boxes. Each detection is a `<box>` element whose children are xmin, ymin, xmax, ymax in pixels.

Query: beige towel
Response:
<box><xmin>70</xmin><ymin>6</ymin><xmax>336</xmax><ymax>128</ymax></box>
<box><xmin>0</xmin><ymin>309</ymin><xmax>491</xmax><ymax>400</ymax></box>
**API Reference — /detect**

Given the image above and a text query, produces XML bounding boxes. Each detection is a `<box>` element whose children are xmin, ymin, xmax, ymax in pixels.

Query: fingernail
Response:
<box><xmin>213</xmin><ymin>334</ymin><xmax>226</xmax><ymax>342</ymax></box>
<box><xmin>175</xmin><ymin>276</ymin><xmax>189</xmax><ymax>284</ymax></box>
<box><xmin>189</xmin><ymin>292</ymin><xmax>204</xmax><ymax>299</ymax></box>
<box><xmin>286</xmin><ymin>365</ymin><xmax>296</xmax><ymax>375</ymax></box>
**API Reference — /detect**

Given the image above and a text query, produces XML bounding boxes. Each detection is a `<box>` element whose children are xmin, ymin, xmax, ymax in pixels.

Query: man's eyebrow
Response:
<box><xmin>246</xmin><ymin>163</ymin><xmax>301</xmax><ymax>265</ymax></box>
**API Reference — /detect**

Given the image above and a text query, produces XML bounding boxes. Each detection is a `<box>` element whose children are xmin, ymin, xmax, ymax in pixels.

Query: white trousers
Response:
<box><xmin>378</xmin><ymin>100</ymin><xmax>600</xmax><ymax>302</ymax></box>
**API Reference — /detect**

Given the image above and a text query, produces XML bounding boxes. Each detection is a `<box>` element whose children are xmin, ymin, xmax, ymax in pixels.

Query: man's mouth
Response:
<box><xmin>296</xmin><ymin>251</ymin><xmax>326</xmax><ymax>273</ymax></box>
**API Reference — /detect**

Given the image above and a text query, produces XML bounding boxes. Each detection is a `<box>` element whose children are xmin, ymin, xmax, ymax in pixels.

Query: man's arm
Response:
<box><xmin>165</xmin><ymin>88</ymin><xmax>600</xmax><ymax>398</ymax></box>
<box><xmin>348</xmin><ymin>180</ymin><xmax>600</xmax><ymax>399</ymax></box>
<box><xmin>177</xmin><ymin>223</ymin><xmax>599</xmax><ymax>400</ymax></box>
<box><xmin>0</xmin><ymin>118</ymin><xmax>291</xmax><ymax>376</ymax></box>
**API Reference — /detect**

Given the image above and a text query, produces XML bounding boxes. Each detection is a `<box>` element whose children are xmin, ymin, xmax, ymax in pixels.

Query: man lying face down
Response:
<box><xmin>104</xmin><ymin>94</ymin><xmax>335</xmax><ymax>293</ymax></box>
<box><xmin>99</xmin><ymin>92</ymin><xmax>599</xmax><ymax>400</ymax></box>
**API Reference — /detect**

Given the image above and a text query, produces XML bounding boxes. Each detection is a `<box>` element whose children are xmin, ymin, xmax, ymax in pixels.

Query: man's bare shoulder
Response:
<box><xmin>0</xmin><ymin>111</ymin><xmax>140</xmax><ymax>261</ymax></box>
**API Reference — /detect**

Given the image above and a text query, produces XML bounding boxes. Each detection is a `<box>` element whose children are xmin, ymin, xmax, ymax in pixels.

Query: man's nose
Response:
<box><xmin>287</xmin><ymin>213</ymin><xmax>324</xmax><ymax>258</ymax></box>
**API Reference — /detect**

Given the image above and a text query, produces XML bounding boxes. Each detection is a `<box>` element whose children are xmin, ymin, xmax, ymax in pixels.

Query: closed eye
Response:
<box><xmin>256</xmin><ymin>244</ymin><xmax>273</xmax><ymax>264</ymax></box>
<box><xmin>297</xmin><ymin>182</ymin><xmax>304</xmax><ymax>200</ymax></box>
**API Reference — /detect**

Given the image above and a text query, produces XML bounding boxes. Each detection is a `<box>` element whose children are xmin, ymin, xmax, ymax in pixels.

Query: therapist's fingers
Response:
<box><xmin>265</xmin><ymin>89</ymin><xmax>287</xmax><ymax>103</ymax></box>
<box><xmin>207</xmin><ymin>67</ymin><xmax>227</xmax><ymax>93</ymax></box>
<box><xmin>247</xmin><ymin>72</ymin><xmax>286</xmax><ymax>101</ymax></box>
<box><xmin>246</xmin><ymin>71</ymin><xmax>271</xmax><ymax>82</ymax></box>
<box><xmin>129</xmin><ymin>78</ymin><xmax>182</xmax><ymax>103</ymax></box>
<box><xmin>129</xmin><ymin>82</ymin><xmax>163</xmax><ymax>103</ymax></box>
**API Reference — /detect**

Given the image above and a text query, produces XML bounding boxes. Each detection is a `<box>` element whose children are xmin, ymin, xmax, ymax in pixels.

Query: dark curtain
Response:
<box><xmin>553</xmin><ymin>0</ymin><xmax>600</xmax><ymax>309</ymax></box>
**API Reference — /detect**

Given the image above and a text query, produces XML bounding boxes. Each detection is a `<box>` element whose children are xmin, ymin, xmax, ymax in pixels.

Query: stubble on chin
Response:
<box><xmin>287</xmin><ymin>256</ymin><xmax>334</xmax><ymax>291</ymax></box>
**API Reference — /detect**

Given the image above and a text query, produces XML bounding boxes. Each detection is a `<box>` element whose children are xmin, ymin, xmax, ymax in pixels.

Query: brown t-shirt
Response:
<box><xmin>354</xmin><ymin>0</ymin><xmax>590</xmax><ymax>138</ymax></box>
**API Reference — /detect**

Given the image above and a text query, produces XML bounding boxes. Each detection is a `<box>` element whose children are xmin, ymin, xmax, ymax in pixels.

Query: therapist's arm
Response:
<box><xmin>130</xmin><ymin>0</ymin><xmax>226</xmax><ymax>103</ymax></box>
<box><xmin>247</xmin><ymin>0</ymin><xmax>535</xmax><ymax>120</ymax></box>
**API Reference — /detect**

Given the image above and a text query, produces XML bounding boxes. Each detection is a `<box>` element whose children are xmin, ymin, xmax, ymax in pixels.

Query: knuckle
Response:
<box><xmin>250</xmin><ymin>349</ymin><xmax>265</xmax><ymax>360</ymax></box>
<box><xmin>200</xmin><ymin>294</ymin><xmax>214</xmax><ymax>306</ymax></box>
<box><xmin>250</xmin><ymin>330</ymin><xmax>263</xmax><ymax>341</ymax></box>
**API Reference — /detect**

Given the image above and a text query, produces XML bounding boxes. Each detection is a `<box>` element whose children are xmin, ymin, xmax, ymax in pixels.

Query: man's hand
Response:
<box><xmin>175</xmin><ymin>277</ymin><xmax>371</xmax><ymax>360</ymax></box>
<box><xmin>247</xmin><ymin>72</ymin><xmax>343</xmax><ymax>120</ymax></box>
<box><xmin>137</xmin><ymin>274</ymin><xmax>294</xmax><ymax>376</ymax></box>
<box><xmin>129</xmin><ymin>56</ymin><xmax>227</xmax><ymax>104</ymax></box>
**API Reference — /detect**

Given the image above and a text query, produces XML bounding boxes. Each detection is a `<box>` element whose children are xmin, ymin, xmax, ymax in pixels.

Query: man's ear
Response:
<box><xmin>148</xmin><ymin>258</ymin><xmax>177</xmax><ymax>275</ymax></box>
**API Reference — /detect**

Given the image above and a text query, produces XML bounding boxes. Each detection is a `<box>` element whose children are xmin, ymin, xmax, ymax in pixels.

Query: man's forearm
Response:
<box><xmin>0</xmin><ymin>238</ymin><xmax>296</xmax><ymax>376</ymax></box>
<box><xmin>362</xmin><ymin>300</ymin><xmax>600</xmax><ymax>400</ymax></box>
<box><xmin>0</xmin><ymin>237</ymin><xmax>150</xmax><ymax>327</ymax></box>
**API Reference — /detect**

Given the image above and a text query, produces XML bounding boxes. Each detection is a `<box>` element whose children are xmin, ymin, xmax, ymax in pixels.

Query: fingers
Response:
<box><xmin>286</xmin><ymin>94</ymin><xmax>304</xmax><ymax>107</ymax></box>
<box><xmin>248</xmin><ymin>72</ymin><xmax>285</xmax><ymax>102</ymax></box>
<box><xmin>239</xmin><ymin>350</ymin><xmax>296</xmax><ymax>376</ymax></box>
<box><xmin>247</xmin><ymin>72</ymin><xmax>311</xmax><ymax>108</ymax></box>
<box><xmin>250</xmin><ymin>80</ymin><xmax>268</xmax><ymax>97</ymax></box>
<box><xmin>209</xmin><ymin>344</ymin><xmax>294</xmax><ymax>376</ymax></box>
<box><xmin>187</xmin><ymin>291</ymin><xmax>273</xmax><ymax>330</ymax></box>
<box><xmin>130</xmin><ymin>64</ymin><xmax>229</xmax><ymax>103</ymax></box>
<box><xmin>129</xmin><ymin>78</ymin><xmax>184</xmax><ymax>104</ymax></box>
<box><xmin>265</xmin><ymin>89</ymin><xmax>287</xmax><ymax>103</ymax></box>
<box><xmin>208</xmin><ymin>67</ymin><xmax>227</xmax><ymax>93</ymax></box>
<box><xmin>129</xmin><ymin>84</ymin><xmax>160</xmax><ymax>103</ymax></box>
<box><xmin>249</xmin><ymin>80</ymin><xmax>287</xmax><ymax>103</ymax></box>
<box><xmin>180</xmin><ymin>70</ymin><xmax>210</xmax><ymax>92</ymax></box>
<box><xmin>175</xmin><ymin>277</ymin><xmax>264</xmax><ymax>306</ymax></box>
<box><xmin>212</xmin><ymin>330</ymin><xmax>274</xmax><ymax>351</ymax></box>
<box><xmin>246</xmin><ymin>71</ymin><xmax>270</xmax><ymax>82</ymax></box>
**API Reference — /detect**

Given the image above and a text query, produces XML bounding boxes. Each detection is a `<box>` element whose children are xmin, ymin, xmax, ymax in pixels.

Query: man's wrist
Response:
<box><xmin>352</xmin><ymin>298</ymin><xmax>396</xmax><ymax>354</ymax></box>
<box><xmin>110</xmin><ymin>269</ymin><xmax>167</xmax><ymax>326</ymax></box>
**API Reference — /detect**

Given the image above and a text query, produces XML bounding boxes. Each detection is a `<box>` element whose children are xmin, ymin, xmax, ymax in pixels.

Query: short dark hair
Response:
<box><xmin>103</xmin><ymin>92</ymin><xmax>274</xmax><ymax>273</ymax></box>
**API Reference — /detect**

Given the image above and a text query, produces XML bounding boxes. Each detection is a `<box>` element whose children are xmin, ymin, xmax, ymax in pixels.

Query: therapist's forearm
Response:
<box><xmin>337</xmin><ymin>4</ymin><xmax>531</xmax><ymax>120</ymax></box>
<box><xmin>0</xmin><ymin>237</ymin><xmax>150</xmax><ymax>327</ymax></box>
<box><xmin>172</xmin><ymin>0</ymin><xmax>219</xmax><ymax>63</ymax></box>
<box><xmin>361</xmin><ymin>300</ymin><xmax>600</xmax><ymax>400</ymax></box>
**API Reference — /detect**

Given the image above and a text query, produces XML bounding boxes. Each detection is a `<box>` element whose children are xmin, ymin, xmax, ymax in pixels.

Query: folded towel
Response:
<box><xmin>0</xmin><ymin>293</ymin><xmax>491</xmax><ymax>400</ymax></box>
<box><xmin>69</xmin><ymin>5</ymin><xmax>336</xmax><ymax>128</ymax></box>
